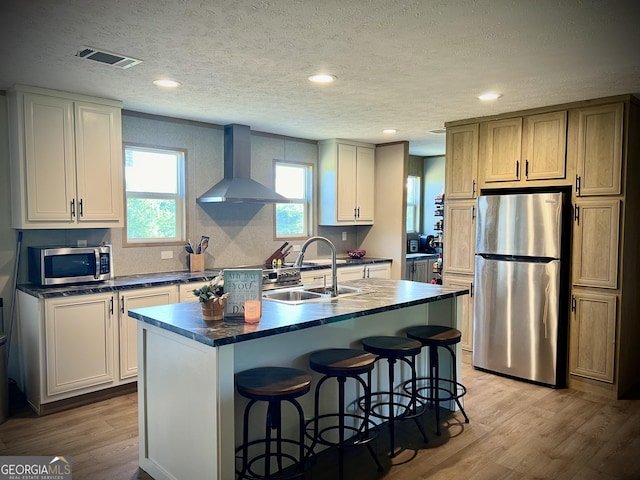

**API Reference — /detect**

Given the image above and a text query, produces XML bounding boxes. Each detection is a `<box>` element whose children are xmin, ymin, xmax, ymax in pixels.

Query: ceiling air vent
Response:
<box><xmin>427</xmin><ymin>128</ymin><xmax>446</xmax><ymax>135</ymax></box>
<box><xmin>76</xmin><ymin>47</ymin><xmax>142</xmax><ymax>69</ymax></box>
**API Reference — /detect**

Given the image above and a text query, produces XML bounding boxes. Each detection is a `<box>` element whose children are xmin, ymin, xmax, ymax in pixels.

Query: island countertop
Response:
<box><xmin>129</xmin><ymin>278</ymin><xmax>468</xmax><ymax>348</ymax></box>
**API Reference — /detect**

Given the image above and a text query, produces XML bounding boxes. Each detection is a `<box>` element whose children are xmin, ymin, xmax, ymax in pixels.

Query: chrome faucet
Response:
<box><xmin>293</xmin><ymin>236</ymin><xmax>338</xmax><ymax>297</ymax></box>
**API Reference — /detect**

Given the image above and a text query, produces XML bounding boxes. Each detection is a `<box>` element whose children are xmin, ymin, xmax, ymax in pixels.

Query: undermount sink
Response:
<box><xmin>262</xmin><ymin>285</ymin><xmax>364</xmax><ymax>305</ymax></box>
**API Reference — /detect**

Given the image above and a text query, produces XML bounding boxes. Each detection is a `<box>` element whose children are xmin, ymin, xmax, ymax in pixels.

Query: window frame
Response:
<box><xmin>273</xmin><ymin>160</ymin><xmax>314</xmax><ymax>240</ymax></box>
<box><xmin>122</xmin><ymin>142</ymin><xmax>188</xmax><ymax>247</ymax></box>
<box><xmin>406</xmin><ymin>174</ymin><xmax>421</xmax><ymax>233</ymax></box>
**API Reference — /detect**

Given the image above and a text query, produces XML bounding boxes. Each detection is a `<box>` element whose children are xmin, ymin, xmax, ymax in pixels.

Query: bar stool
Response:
<box><xmin>235</xmin><ymin>366</ymin><xmax>312</xmax><ymax>480</ymax></box>
<box><xmin>359</xmin><ymin>336</ymin><xmax>428</xmax><ymax>457</ymax></box>
<box><xmin>305</xmin><ymin>348</ymin><xmax>382</xmax><ymax>479</ymax></box>
<box><xmin>405</xmin><ymin>325</ymin><xmax>470</xmax><ymax>436</ymax></box>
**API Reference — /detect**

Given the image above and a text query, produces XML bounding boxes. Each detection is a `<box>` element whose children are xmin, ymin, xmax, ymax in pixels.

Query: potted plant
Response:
<box><xmin>193</xmin><ymin>274</ymin><xmax>229</xmax><ymax>321</ymax></box>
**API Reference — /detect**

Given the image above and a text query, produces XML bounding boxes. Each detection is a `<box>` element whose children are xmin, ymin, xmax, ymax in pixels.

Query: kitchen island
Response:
<box><xmin>129</xmin><ymin>278</ymin><xmax>468</xmax><ymax>480</ymax></box>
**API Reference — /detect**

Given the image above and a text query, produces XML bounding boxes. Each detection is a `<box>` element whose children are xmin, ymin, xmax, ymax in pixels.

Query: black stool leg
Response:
<box><xmin>430</xmin><ymin>345</ymin><xmax>442</xmax><ymax>436</ymax></box>
<box><xmin>363</xmin><ymin>370</ymin><xmax>384</xmax><ymax>472</ymax></box>
<box><xmin>407</xmin><ymin>355</ymin><xmax>429</xmax><ymax>443</ymax></box>
<box><xmin>387</xmin><ymin>357</ymin><xmax>398</xmax><ymax>457</ymax></box>
<box><xmin>446</xmin><ymin>345</ymin><xmax>470</xmax><ymax>424</ymax></box>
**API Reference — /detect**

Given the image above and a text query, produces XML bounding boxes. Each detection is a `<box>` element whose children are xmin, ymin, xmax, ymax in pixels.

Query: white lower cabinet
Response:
<box><xmin>179</xmin><ymin>281</ymin><xmax>210</xmax><ymax>302</ymax></box>
<box><xmin>44</xmin><ymin>293</ymin><xmax>115</xmax><ymax>395</ymax></box>
<box><xmin>118</xmin><ymin>286</ymin><xmax>178</xmax><ymax>379</ymax></box>
<box><xmin>19</xmin><ymin>285</ymin><xmax>178</xmax><ymax>413</ymax></box>
<box><xmin>301</xmin><ymin>263</ymin><xmax>391</xmax><ymax>286</ymax></box>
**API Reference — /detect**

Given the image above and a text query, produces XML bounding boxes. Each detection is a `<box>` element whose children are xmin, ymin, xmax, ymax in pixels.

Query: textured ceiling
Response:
<box><xmin>1</xmin><ymin>0</ymin><xmax>639</xmax><ymax>156</ymax></box>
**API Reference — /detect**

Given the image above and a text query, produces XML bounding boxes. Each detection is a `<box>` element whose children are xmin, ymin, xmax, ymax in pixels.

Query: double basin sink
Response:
<box><xmin>263</xmin><ymin>284</ymin><xmax>363</xmax><ymax>305</ymax></box>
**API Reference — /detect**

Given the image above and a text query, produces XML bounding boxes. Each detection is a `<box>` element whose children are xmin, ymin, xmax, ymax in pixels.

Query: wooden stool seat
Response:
<box><xmin>360</xmin><ymin>336</ymin><xmax>422</xmax><ymax>358</ymax></box>
<box><xmin>236</xmin><ymin>367</ymin><xmax>312</xmax><ymax>400</ymax></box>
<box><xmin>406</xmin><ymin>325</ymin><xmax>461</xmax><ymax>347</ymax></box>
<box><xmin>309</xmin><ymin>348</ymin><xmax>377</xmax><ymax>376</ymax></box>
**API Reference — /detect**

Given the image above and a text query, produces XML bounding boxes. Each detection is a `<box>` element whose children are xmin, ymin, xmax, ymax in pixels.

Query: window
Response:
<box><xmin>124</xmin><ymin>144</ymin><xmax>186</xmax><ymax>245</ymax></box>
<box><xmin>406</xmin><ymin>175</ymin><xmax>421</xmax><ymax>233</ymax></box>
<box><xmin>274</xmin><ymin>161</ymin><xmax>313</xmax><ymax>238</ymax></box>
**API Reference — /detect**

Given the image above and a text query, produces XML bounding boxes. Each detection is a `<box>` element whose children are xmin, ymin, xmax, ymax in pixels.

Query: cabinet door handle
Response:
<box><xmin>354</xmin><ymin>207</ymin><xmax>358</xmax><ymax>219</ymax></box>
<box><xmin>471</xmin><ymin>205</ymin><xmax>476</xmax><ymax>221</ymax></box>
<box><xmin>571</xmin><ymin>295</ymin><xmax>576</xmax><ymax>312</ymax></box>
<box><xmin>470</xmin><ymin>282</ymin><xmax>474</xmax><ymax>298</ymax></box>
<box><xmin>79</xmin><ymin>198</ymin><xmax>83</xmax><ymax>217</ymax></box>
<box><xmin>576</xmin><ymin>174</ymin><xmax>581</xmax><ymax>195</ymax></box>
<box><xmin>70</xmin><ymin>199</ymin><xmax>75</xmax><ymax>218</ymax></box>
<box><xmin>574</xmin><ymin>204</ymin><xmax>580</xmax><ymax>225</ymax></box>
<box><xmin>109</xmin><ymin>297</ymin><xmax>114</xmax><ymax>315</ymax></box>
<box><xmin>472</xmin><ymin>179</ymin><xmax>476</xmax><ymax>197</ymax></box>
<box><xmin>525</xmin><ymin>160</ymin><xmax>529</xmax><ymax>179</ymax></box>
<box><xmin>120</xmin><ymin>295</ymin><xmax>125</xmax><ymax>314</ymax></box>
<box><xmin>516</xmin><ymin>160</ymin><xmax>520</xmax><ymax>178</ymax></box>
<box><xmin>357</xmin><ymin>207</ymin><xmax>360</xmax><ymax>219</ymax></box>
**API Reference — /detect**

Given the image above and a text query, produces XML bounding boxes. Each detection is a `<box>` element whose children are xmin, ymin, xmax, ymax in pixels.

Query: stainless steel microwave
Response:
<box><xmin>28</xmin><ymin>245</ymin><xmax>113</xmax><ymax>286</ymax></box>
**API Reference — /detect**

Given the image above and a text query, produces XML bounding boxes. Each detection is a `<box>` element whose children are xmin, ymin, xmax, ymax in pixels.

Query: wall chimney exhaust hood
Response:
<box><xmin>197</xmin><ymin>124</ymin><xmax>290</xmax><ymax>204</ymax></box>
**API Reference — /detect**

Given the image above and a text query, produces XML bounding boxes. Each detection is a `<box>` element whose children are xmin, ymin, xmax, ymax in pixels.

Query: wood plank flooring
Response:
<box><xmin>1</xmin><ymin>364</ymin><xmax>639</xmax><ymax>479</ymax></box>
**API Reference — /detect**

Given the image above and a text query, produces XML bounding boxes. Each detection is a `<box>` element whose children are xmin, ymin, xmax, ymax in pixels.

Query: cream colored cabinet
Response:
<box><xmin>179</xmin><ymin>281</ymin><xmax>211</xmax><ymax>302</ymax></box>
<box><xmin>443</xmin><ymin>273</ymin><xmax>474</xmax><ymax>352</ymax></box>
<box><xmin>445</xmin><ymin>124</ymin><xmax>479</xmax><ymax>199</ymax></box>
<box><xmin>8</xmin><ymin>85</ymin><xmax>123</xmax><ymax>229</ymax></box>
<box><xmin>364</xmin><ymin>263</ymin><xmax>391</xmax><ymax>279</ymax></box>
<box><xmin>572</xmin><ymin>199</ymin><xmax>620</xmax><ymax>289</ymax></box>
<box><xmin>481</xmin><ymin>111</ymin><xmax>567</xmax><ymax>186</ymax></box>
<box><xmin>319</xmin><ymin>140</ymin><xmax>375</xmax><ymax>225</ymax></box>
<box><xmin>569</xmin><ymin>290</ymin><xmax>617</xmax><ymax>383</ymax></box>
<box><xmin>573</xmin><ymin>103</ymin><xmax>623</xmax><ymax>197</ymax></box>
<box><xmin>44</xmin><ymin>293</ymin><xmax>116</xmax><ymax>395</ymax></box>
<box><xmin>443</xmin><ymin>200</ymin><xmax>476</xmax><ymax>276</ymax></box>
<box><xmin>118</xmin><ymin>286</ymin><xmax>178</xmax><ymax>380</ymax></box>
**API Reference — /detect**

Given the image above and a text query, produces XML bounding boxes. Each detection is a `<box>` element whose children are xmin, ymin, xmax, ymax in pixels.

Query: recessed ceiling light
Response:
<box><xmin>308</xmin><ymin>74</ymin><xmax>337</xmax><ymax>84</ymax></box>
<box><xmin>153</xmin><ymin>79</ymin><xmax>180</xmax><ymax>88</ymax></box>
<box><xmin>478</xmin><ymin>92</ymin><xmax>503</xmax><ymax>101</ymax></box>
<box><xmin>382</xmin><ymin>129</ymin><xmax>398</xmax><ymax>134</ymax></box>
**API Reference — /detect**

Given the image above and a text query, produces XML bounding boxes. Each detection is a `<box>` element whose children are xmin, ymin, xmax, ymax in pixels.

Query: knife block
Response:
<box><xmin>189</xmin><ymin>253</ymin><xmax>205</xmax><ymax>272</ymax></box>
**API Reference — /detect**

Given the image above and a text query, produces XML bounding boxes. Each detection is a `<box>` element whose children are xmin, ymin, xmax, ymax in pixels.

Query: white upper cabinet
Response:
<box><xmin>8</xmin><ymin>85</ymin><xmax>124</xmax><ymax>229</ymax></box>
<box><xmin>319</xmin><ymin>140</ymin><xmax>375</xmax><ymax>225</ymax></box>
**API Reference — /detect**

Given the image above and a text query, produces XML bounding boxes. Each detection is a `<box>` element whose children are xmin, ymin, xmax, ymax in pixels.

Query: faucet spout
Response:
<box><xmin>293</xmin><ymin>236</ymin><xmax>338</xmax><ymax>297</ymax></box>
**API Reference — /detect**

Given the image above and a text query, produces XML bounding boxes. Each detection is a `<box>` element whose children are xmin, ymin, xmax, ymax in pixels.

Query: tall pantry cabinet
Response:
<box><xmin>568</xmin><ymin>100</ymin><xmax>640</xmax><ymax>397</ymax></box>
<box><xmin>443</xmin><ymin>95</ymin><xmax>640</xmax><ymax>399</ymax></box>
<box><xmin>442</xmin><ymin>123</ymin><xmax>478</xmax><ymax>353</ymax></box>
<box><xmin>8</xmin><ymin>84</ymin><xmax>124</xmax><ymax>229</ymax></box>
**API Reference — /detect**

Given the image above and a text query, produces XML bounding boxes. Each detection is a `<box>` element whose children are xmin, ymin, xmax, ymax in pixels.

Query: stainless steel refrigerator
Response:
<box><xmin>473</xmin><ymin>192</ymin><xmax>568</xmax><ymax>387</ymax></box>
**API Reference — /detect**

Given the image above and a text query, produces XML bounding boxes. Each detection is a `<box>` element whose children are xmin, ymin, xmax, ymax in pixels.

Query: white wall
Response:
<box><xmin>359</xmin><ymin>142</ymin><xmax>408</xmax><ymax>279</ymax></box>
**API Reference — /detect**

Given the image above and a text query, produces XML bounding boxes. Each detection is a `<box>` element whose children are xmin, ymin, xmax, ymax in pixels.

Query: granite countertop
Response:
<box><xmin>18</xmin><ymin>257</ymin><xmax>393</xmax><ymax>299</ymax></box>
<box><xmin>129</xmin><ymin>278</ymin><xmax>468</xmax><ymax>348</ymax></box>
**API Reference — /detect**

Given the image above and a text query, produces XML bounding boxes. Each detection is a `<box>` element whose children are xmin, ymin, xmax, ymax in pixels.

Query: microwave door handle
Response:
<box><xmin>94</xmin><ymin>250</ymin><xmax>100</xmax><ymax>279</ymax></box>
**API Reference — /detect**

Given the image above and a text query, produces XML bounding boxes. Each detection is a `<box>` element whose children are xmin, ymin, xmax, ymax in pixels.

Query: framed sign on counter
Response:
<box><xmin>223</xmin><ymin>269</ymin><xmax>262</xmax><ymax>317</ymax></box>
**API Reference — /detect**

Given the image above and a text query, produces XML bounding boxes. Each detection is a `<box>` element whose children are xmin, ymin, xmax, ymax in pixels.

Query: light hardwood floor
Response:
<box><xmin>1</xmin><ymin>364</ymin><xmax>639</xmax><ymax>480</ymax></box>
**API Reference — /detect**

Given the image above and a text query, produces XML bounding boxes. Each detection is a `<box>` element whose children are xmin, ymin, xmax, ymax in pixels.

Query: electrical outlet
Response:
<box><xmin>161</xmin><ymin>251</ymin><xmax>173</xmax><ymax>260</ymax></box>
<box><xmin>342</xmin><ymin>231</ymin><xmax>347</xmax><ymax>241</ymax></box>
<box><xmin>292</xmin><ymin>244</ymin><xmax>301</xmax><ymax>252</ymax></box>
<box><xmin>77</xmin><ymin>239</ymin><xmax>87</xmax><ymax>247</ymax></box>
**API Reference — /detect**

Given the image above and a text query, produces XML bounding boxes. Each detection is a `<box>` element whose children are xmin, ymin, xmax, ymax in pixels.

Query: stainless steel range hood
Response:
<box><xmin>197</xmin><ymin>124</ymin><xmax>290</xmax><ymax>204</ymax></box>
